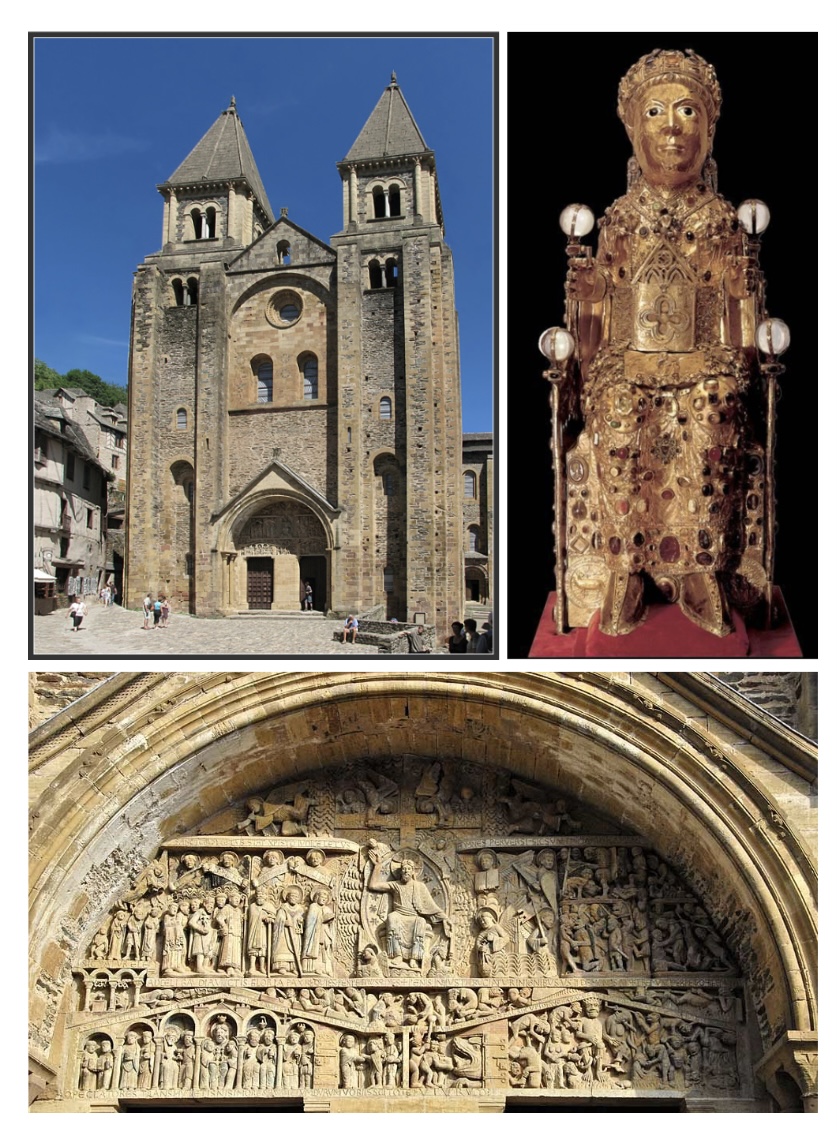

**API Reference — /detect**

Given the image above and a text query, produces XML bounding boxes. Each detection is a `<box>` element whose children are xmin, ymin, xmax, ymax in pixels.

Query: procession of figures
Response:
<box><xmin>72</xmin><ymin>759</ymin><xmax>748</xmax><ymax>1099</ymax></box>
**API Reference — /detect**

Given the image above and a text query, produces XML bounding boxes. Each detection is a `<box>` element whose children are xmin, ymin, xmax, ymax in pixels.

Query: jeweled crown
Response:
<box><xmin>618</xmin><ymin>49</ymin><xmax>722</xmax><ymax>127</ymax></box>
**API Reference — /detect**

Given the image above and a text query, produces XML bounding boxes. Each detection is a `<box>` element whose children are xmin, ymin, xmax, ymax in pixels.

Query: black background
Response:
<box><xmin>506</xmin><ymin>32</ymin><xmax>817</xmax><ymax>659</ymax></box>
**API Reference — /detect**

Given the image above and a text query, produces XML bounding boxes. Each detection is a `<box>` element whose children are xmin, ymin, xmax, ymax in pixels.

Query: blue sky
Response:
<box><xmin>33</xmin><ymin>34</ymin><xmax>494</xmax><ymax>432</ymax></box>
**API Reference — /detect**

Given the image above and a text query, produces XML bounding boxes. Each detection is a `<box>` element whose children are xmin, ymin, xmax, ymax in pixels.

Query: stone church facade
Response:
<box><xmin>29</xmin><ymin>673</ymin><xmax>817</xmax><ymax>1112</ymax></box>
<box><xmin>125</xmin><ymin>78</ymin><xmax>468</xmax><ymax>633</ymax></box>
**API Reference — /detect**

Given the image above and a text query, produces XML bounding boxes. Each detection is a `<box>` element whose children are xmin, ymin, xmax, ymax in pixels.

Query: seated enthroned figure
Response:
<box><xmin>550</xmin><ymin>50</ymin><xmax>786</xmax><ymax>637</ymax></box>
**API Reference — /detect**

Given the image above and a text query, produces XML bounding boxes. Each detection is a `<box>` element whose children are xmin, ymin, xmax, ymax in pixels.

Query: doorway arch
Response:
<box><xmin>225</xmin><ymin>497</ymin><xmax>332</xmax><ymax>611</ymax></box>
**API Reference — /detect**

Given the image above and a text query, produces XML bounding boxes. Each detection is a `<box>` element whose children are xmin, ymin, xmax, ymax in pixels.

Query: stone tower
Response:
<box><xmin>125</xmin><ymin>79</ymin><xmax>464</xmax><ymax>636</ymax></box>
<box><xmin>332</xmin><ymin>73</ymin><xmax>464</xmax><ymax>629</ymax></box>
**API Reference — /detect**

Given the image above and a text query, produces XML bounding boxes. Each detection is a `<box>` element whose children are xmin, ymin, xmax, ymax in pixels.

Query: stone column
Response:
<box><xmin>413</xmin><ymin>159</ymin><xmax>423</xmax><ymax>220</ymax></box>
<box><xmin>349</xmin><ymin>166</ymin><xmax>357</xmax><ymax>226</ymax></box>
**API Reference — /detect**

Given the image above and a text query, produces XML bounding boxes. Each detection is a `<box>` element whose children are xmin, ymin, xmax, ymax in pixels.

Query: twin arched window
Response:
<box><xmin>277</xmin><ymin>240</ymin><xmax>291</xmax><ymax>265</ymax></box>
<box><xmin>379</xmin><ymin>397</ymin><xmax>393</xmax><ymax>420</ymax></box>
<box><xmin>367</xmin><ymin>258</ymin><xmax>399</xmax><ymax>290</ymax></box>
<box><xmin>251</xmin><ymin>355</ymin><xmax>318</xmax><ymax>403</ymax></box>
<box><xmin>372</xmin><ymin>184</ymin><xmax>402</xmax><ymax>219</ymax></box>
<box><xmin>172</xmin><ymin>277</ymin><xmax>199</xmax><ymax>306</ymax></box>
<box><xmin>176</xmin><ymin>408</ymin><xmax>187</xmax><ymax>430</ymax></box>
<box><xmin>190</xmin><ymin>205</ymin><xmax>217</xmax><ymax>240</ymax></box>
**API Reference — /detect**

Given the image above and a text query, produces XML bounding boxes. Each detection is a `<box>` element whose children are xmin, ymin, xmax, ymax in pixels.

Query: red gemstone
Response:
<box><xmin>616</xmin><ymin>500</ymin><xmax>630</xmax><ymax>515</ymax></box>
<box><xmin>609</xmin><ymin>537</ymin><xmax>622</xmax><ymax>554</ymax></box>
<box><xmin>708</xmin><ymin>446</ymin><xmax>722</xmax><ymax>462</ymax></box>
<box><xmin>660</xmin><ymin>536</ymin><xmax>680</xmax><ymax>563</ymax></box>
<box><xmin>661</xmin><ymin>489</ymin><xmax>675</xmax><ymax>500</ymax></box>
<box><xmin>616</xmin><ymin>447</ymin><xmax>629</xmax><ymax>460</ymax></box>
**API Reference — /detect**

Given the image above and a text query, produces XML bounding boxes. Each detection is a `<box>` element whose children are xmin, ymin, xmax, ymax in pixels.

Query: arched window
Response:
<box><xmin>385</xmin><ymin>258</ymin><xmax>399</xmax><ymax>288</ymax></box>
<box><xmin>372</xmin><ymin>186</ymin><xmax>387</xmax><ymax>219</ymax></box>
<box><xmin>205</xmin><ymin>207</ymin><xmax>216</xmax><ymax>239</ymax></box>
<box><xmin>379</xmin><ymin>396</ymin><xmax>393</xmax><ymax>420</ymax></box>
<box><xmin>368</xmin><ymin>261</ymin><xmax>383</xmax><ymax>289</ymax></box>
<box><xmin>383</xmin><ymin>566</ymin><xmax>394</xmax><ymax>593</ymax></box>
<box><xmin>172</xmin><ymin>279</ymin><xmax>184</xmax><ymax>307</ymax></box>
<box><xmin>254</xmin><ymin>357</ymin><xmax>273</xmax><ymax>403</ymax></box>
<box><xmin>277</xmin><ymin>240</ymin><xmax>291</xmax><ymax>265</ymax></box>
<box><xmin>190</xmin><ymin>208</ymin><xmax>202</xmax><ymax>239</ymax></box>
<box><xmin>468</xmin><ymin>526</ymin><xmax>480</xmax><ymax>553</ymax></box>
<box><xmin>176</xmin><ymin>408</ymin><xmax>187</xmax><ymax>430</ymax></box>
<box><xmin>301</xmin><ymin>355</ymin><xmax>318</xmax><ymax>400</ymax></box>
<box><xmin>464</xmin><ymin>471</ymin><xmax>476</xmax><ymax>499</ymax></box>
<box><xmin>383</xmin><ymin>472</ymin><xmax>395</xmax><ymax>496</ymax></box>
<box><xmin>388</xmin><ymin>184</ymin><xmax>401</xmax><ymax>217</ymax></box>
<box><xmin>186</xmin><ymin>277</ymin><xmax>199</xmax><ymax>305</ymax></box>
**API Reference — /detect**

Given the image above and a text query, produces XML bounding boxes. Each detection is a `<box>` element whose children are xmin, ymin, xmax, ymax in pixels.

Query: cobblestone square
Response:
<box><xmin>33</xmin><ymin>602</ymin><xmax>384</xmax><ymax>657</ymax></box>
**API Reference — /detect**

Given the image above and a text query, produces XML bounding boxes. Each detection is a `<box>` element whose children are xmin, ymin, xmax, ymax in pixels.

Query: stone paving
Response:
<box><xmin>32</xmin><ymin>601</ymin><xmax>385</xmax><ymax>657</ymax></box>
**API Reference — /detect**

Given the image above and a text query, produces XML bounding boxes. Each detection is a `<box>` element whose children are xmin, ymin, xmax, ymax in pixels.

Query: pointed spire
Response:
<box><xmin>343</xmin><ymin>75</ymin><xmax>430</xmax><ymax>161</ymax></box>
<box><xmin>164</xmin><ymin>100</ymin><xmax>273</xmax><ymax>223</ymax></box>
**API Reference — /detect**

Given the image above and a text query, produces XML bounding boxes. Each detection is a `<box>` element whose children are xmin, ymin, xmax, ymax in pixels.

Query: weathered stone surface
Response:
<box><xmin>29</xmin><ymin>672</ymin><xmax>817</xmax><ymax>1112</ymax></box>
<box><xmin>124</xmin><ymin>79</ymin><xmax>485</xmax><ymax>638</ymax></box>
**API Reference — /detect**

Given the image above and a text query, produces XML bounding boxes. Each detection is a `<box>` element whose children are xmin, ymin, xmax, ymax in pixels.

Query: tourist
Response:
<box><xmin>447</xmin><ymin>621</ymin><xmax>467</xmax><ymax>653</ymax></box>
<box><xmin>342</xmin><ymin>615</ymin><xmax>359</xmax><ymax>643</ymax></box>
<box><xmin>476</xmin><ymin>613</ymin><xmax>493</xmax><ymax>653</ymax></box>
<box><xmin>153</xmin><ymin>596</ymin><xmax>163</xmax><ymax>628</ymax></box>
<box><xmin>142</xmin><ymin>593</ymin><xmax>153</xmax><ymax>629</ymax></box>
<box><xmin>67</xmin><ymin>597</ymin><xmax>87</xmax><ymax>632</ymax></box>
<box><xmin>303</xmin><ymin>583</ymin><xmax>313</xmax><ymax>611</ymax></box>
<box><xmin>407</xmin><ymin>624</ymin><xmax>432</xmax><ymax>653</ymax></box>
<box><xmin>160</xmin><ymin>597</ymin><xmax>171</xmax><ymax>628</ymax></box>
<box><xmin>464</xmin><ymin>618</ymin><xmax>479</xmax><ymax>652</ymax></box>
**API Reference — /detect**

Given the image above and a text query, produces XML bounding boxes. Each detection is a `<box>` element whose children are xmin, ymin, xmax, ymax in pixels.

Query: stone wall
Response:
<box><xmin>29</xmin><ymin>673</ymin><xmax>111</xmax><ymax>730</ymax></box>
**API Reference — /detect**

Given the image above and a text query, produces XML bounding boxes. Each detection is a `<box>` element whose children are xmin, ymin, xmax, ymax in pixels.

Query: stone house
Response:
<box><xmin>126</xmin><ymin>77</ymin><xmax>483</xmax><ymax>636</ymax></box>
<box><xmin>34</xmin><ymin>397</ymin><xmax>112</xmax><ymax>598</ymax></box>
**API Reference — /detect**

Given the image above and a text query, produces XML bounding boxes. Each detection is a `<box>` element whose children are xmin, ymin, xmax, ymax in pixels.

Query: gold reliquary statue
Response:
<box><xmin>540</xmin><ymin>49</ymin><xmax>790</xmax><ymax>638</ymax></box>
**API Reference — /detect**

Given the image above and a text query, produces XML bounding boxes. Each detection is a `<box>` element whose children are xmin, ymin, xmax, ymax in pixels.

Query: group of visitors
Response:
<box><xmin>142</xmin><ymin>593</ymin><xmax>171</xmax><ymax>629</ymax></box>
<box><xmin>98</xmin><ymin>584</ymin><xmax>117</xmax><ymax>605</ymax></box>
<box><xmin>447</xmin><ymin>612</ymin><xmax>493</xmax><ymax>653</ymax></box>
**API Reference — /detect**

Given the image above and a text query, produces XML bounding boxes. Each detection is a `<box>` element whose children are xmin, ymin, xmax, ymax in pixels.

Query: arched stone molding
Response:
<box><xmin>30</xmin><ymin>672</ymin><xmax>816</xmax><ymax>1110</ymax></box>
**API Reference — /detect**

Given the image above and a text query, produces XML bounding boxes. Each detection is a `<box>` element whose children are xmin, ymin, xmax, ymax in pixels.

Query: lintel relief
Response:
<box><xmin>71</xmin><ymin>757</ymin><xmax>750</xmax><ymax>1105</ymax></box>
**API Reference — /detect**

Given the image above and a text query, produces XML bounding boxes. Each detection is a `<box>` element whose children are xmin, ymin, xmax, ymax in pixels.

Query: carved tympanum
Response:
<box><xmin>71</xmin><ymin>757</ymin><xmax>748</xmax><ymax>1102</ymax></box>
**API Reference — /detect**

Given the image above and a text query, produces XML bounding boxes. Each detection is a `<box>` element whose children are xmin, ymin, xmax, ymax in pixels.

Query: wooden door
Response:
<box><xmin>246</xmin><ymin>557</ymin><xmax>273</xmax><ymax>609</ymax></box>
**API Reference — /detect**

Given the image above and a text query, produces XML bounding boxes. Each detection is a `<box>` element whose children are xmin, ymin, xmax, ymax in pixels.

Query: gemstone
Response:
<box><xmin>609</xmin><ymin>537</ymin><xmax>622</xmax><ymax>554</ymax></box>
<box><xmin>660</xmin><ymin>536</ymin><xmax>680</xmax><ymax>563</ymax></box>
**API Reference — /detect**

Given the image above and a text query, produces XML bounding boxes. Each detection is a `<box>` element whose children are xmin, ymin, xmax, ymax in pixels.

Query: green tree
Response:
<box><xmin>34</xmin><ymin>359</ymin><xmax>61</xmax><ymax>389</ymax></box>
<box><xmin>34</xmin><ymin>361</ymin><xmax>127</xmax><ymax>408</ymax></box>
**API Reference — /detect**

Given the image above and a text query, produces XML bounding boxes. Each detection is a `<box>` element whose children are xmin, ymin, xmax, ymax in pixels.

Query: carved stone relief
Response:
<box><xmin>71</xmin><ymin>758</ymin><xmax>750</xmax><ymax>1103</ymax></box>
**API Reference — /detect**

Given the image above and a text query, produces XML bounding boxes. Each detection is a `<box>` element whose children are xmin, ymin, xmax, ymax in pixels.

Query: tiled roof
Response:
<box><xmin>164</xmin><ymin>97</ymin><xmax>273</xmax><ymax>223</ymax></box>
<box><xmin>344</xmin><ymin>75</ymin><xmax>430</xmax><ymax>161</ymax></box>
